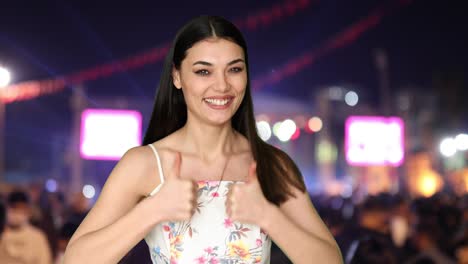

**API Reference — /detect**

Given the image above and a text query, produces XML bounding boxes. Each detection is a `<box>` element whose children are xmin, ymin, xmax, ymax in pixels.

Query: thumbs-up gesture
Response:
<box><xmin>151</xmin><ymin>152</ymin><xmax>198</xmax><ymax>222</ymax></box>
<box><xmin>225</xmin><ymin>162</ymin><xmax>271</xmax><ymax>225</ymax></box>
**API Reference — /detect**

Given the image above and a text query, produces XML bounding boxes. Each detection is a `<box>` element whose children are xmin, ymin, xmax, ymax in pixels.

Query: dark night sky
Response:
<box><xmin>0</xmin><ymin>0</ymin><xmax>466</xmax><ymax>176</ymax></box>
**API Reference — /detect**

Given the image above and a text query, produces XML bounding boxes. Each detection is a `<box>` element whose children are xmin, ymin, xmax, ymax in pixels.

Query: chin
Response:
<box><xmin>206</xmin><ymin>118</ymin><xmax>232</xmax><ymax>126</ymax></box>
<box><xmin>203</xmin><ymin>113</ymin><xmax>235</xmax><ymax>126</ymax></box>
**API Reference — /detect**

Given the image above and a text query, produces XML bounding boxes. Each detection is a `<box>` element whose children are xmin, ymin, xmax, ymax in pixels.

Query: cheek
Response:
<box><xmin>181</xmin><ymin>76</ymin><xmax>206</xmax><ymax>98</ymax></box>
<box><xmin>232</xmin><ymin>74</ymin><xmax>247</xmax><ymax>91</ymax></box>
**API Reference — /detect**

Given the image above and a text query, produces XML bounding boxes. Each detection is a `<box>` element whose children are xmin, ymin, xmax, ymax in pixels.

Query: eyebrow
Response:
<box><xmin>192</xmin><ymin>58</ymin><xmax>245</xmax><ymax>66</ymax></box>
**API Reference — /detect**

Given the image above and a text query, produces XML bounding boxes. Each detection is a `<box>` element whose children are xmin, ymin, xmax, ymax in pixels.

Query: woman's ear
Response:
<box><xmin>172</xmin><ymin>67</ymin><xmax>182</xmax><ymax>89</ymax></box>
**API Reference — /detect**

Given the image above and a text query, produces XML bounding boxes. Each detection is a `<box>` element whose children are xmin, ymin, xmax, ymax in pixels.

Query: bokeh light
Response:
<box><xmin>440</xmin><ymin>137</ymin><xmax>457</xmax><ymax>157</ymax></box>
<box><xmin>454</xmin><ymin>133</ymin><xmax>468</xmax><ymax>151</ymax></box>
<box><xmin>308</xmin><ymin>117</ymin><xmax>323</xmax><ymax>132</ymax></box>
<box><xmin>45</xmin><ymin>179</ymin><xmax>57</xmax><ymax>192</ymax></box>
<box><xmin>417</xmin><ymin>172</ymin><xmax>441</xmax><ymax>197</ymax></box>
<box><xmin>256</xmin><ymin>120</ymin><xmax>272</xmax><ymax>141</ymax></box>
<box><xmin>290</xmin><ymin>127</ymin><xmax>301</xmax><ymax>141</ymax></box>
<box><xmin>0</xmin><ymin>66</ymin><xmax>11</xmax><ymax>87</ymax></box>
<box><xmin>83</xmin><ymin>185</ymin><xmax>96</xmax><ymax>199</ymax></box>
<box><xmin>344</xmin><ymin>91</ymin><xmax>359</xmax><ymax>106</ymax></box>
<box><xmin>276</xmin><ymin>119</ymin><xmax>297</xmax><ymax>142</ymax></box>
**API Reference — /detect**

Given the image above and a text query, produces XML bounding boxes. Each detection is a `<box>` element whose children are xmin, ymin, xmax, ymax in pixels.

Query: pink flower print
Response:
<box><xmin>163</xmin><ymin>225</ymin><xmax>171</xmax><ymax>232</ymax></box>
<box><xmin>195</xmin><ymin>256</ymin><xmax>207</xmax><ymax>264</ymax></box>
<box><xmin>224</xmin><ymin>218</ymin><xmax>233</xmax><ymax>228</ymax></box>
<box><xmin>209</xmin><ymin>257</ymin><xmax>220</xmax><ymax>264</ymax></box>
<box><xmin>256</xmin><ymin>238</ymin><xmax>263</xmax><ymax>247</ymax></box>
<box><xmin>204</xmin><ymin>247</ymin><xmax>214</xmax><ymax>254</ymax></box>
<box><xmin>211</xmin><ymin>192</ymin><xmax>219</xmax><ymax>197</ymax></box>
<box><xmin>197</xmin><ymin>181</ymin><xmax>208</xmax><ymax>189</ymax></box>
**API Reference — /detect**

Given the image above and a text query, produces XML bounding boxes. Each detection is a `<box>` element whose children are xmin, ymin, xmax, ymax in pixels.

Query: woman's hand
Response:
<box><xmin>225</xmin><ymin>162</ymin><xmax>273</xmax><ymax>226</ymax></box>
<box><xmin>148</xmin><ymin>152</ymin><xmax>198</xmax><ymax>222</ymax></box>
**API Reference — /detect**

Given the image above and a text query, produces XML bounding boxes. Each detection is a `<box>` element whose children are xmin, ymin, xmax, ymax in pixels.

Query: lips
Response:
<box><xmin>203</xmin><ymin>96</ymin><xmax>234</xmax><ymax>109</ymax></box>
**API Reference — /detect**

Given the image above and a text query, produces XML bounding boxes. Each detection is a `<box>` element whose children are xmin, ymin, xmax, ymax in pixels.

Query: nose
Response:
<box><xmin>213</xmin><ymin>71</ymin><xmax>230</xmax><ymax>92</ymax></box>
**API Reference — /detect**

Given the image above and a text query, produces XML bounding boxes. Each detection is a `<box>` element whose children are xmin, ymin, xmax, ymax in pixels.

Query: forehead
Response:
<box><xmin>184</xmin><ymin>38</ymin><xmax>244</xmax><ymax>64</ymax></box>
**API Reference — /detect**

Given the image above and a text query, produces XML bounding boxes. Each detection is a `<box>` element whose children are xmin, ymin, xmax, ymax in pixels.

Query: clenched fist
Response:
<box><xmin>225</xmin><ymin>162</ymin><xmax>272</xmax><ymax>226</ymax></box>
<box><xmin>149</xmin><ymin>152</ymin><xmax>198</xmax><ymax>222</ymax></box>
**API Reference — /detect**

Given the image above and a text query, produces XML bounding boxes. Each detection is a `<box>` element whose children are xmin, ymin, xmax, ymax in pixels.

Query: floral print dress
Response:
<box><xmin>144</xmin><ymin>144</ymin><xmax>272</xmax><ymax>264</ymax></box>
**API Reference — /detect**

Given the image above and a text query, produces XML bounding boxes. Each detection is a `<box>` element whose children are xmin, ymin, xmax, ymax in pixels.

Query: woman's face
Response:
<box><xmin>173</xmin><ymin>38</ymin><xmax>247</xmax><ymax>126</ymax></box>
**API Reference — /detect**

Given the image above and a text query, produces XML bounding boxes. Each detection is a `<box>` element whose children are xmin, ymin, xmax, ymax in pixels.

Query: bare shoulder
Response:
<box><xmin>144</xmin><ymin>131</ymin><xmax>193</xmax><ymax>183</ymax></box>
<box><xmin>147</xmin><ymin>134</ymin><xmax>180</xmax><ymax>169</ymax></box>
<box><xmin>67</xmin><ymin>144</ymin><xmax>162</xmax><ymax>246</ymax></box>
<box><xmin>124</xmin><ymin>143</ymin><xmax>170</xmax><ymax>196</ymax></box>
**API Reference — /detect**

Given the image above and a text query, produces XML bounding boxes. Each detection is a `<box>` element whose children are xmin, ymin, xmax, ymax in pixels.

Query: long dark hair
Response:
<box><xmin>143</xmin><ymin>15</ymin><xmax>305</xmax><ymax>205</ymax></box>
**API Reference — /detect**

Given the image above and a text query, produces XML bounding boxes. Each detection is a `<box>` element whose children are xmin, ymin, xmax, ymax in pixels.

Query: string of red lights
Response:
<box><xmin>251</xmin><ymin>0</ymin><xmax>412</xmax><ymax>90</ymax></box>
<box><xmin>1</xmin><ymin>0</ymin><xmax>313</xmax><ymax>104</ymax></box>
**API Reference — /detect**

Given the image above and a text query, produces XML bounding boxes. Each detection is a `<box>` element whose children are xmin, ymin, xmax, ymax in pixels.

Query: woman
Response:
<box><xmin>64</xmin><ymin>15</ymin><xmax>342</xmax><ymax>264</ymax></box>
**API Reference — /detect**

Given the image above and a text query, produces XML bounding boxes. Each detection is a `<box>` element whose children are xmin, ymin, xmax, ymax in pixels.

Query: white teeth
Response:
<box><xmin>204</xmin><ymin>98</ymin><xmax>230</xmax><ymax>106</ymax></box>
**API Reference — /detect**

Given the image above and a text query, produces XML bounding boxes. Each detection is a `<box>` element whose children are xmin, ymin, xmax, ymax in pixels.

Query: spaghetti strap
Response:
<box><xmin>148</xmin><ymin>144</ymin><xmax>165</xmax><ymax>196</ymax></box>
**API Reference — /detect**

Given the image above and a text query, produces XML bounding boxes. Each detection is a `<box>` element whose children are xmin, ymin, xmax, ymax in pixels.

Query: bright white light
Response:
<box><xmin>81</xmin><ymin>109</ymin><xmax>142</xmax><ymax>160</ymax></box>
<box><xmin>0</xmin><ymin>66</ymin><xmax>11</xmax><ymax>87</ymax></box>
<box><xmin>455</xmin><ymin>134</ymin><xmax>468</xmax><ymax>151</ymax></box>
<box><xmin>45</xmin><ymin>179</ymin><xmax>57</xmax><ymax>192</ymax></box>
<box><xmin>440</xmin><ymin>137</ymin><xmax>457</xmax><ymax>157</ymax></box>
<box><xmin>276</xmin><ymin>119</ymin><xmax>296</xmax><ymax>142</ymax></box>
<box><xmin>82</xmin><ymin>185</ymin><xmax>96</xmax><ymax>199</ymax></box>
<box><xmin>345</xmin><ymin>91</ymin><xmax>359</xmax><ymax>106</ymax></box>
<box><xmin>256</xmin><ymin>121</ymin><xmax>272</xmax><ymax>141</ymax></box>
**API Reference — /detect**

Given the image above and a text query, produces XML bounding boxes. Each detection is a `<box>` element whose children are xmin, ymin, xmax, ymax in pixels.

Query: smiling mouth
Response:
<box><xmin>203</xmin><ymin>97</ymin><xmax>233</xmax><ymax>106</ymax></box>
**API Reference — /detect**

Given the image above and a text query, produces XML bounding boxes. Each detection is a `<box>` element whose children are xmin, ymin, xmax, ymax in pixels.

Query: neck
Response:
<box><xmin>178</xmin><ymin>118</ymin><xmax>237</xmax><ymax>162</ymax></box>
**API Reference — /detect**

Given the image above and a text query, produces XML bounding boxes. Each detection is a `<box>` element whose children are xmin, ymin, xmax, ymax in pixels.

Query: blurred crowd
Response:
<box><xmin>314</xmin><ymin>192</ymin><xmax>468</xmax><ymax>264</ymax></box>
<box><xmin>0</xmin><ymin>182</ymin><xmax>466</xmax><ymax>264</ymax></box>
<box><xmin>0</xmin><ymin>184</ymin><xmax>87</xmax><ymax>264</ymax></box>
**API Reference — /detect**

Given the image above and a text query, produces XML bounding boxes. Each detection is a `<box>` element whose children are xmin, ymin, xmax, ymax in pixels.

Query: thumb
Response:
<box><xmin>246</xmin><ymin>161</ymin><xmax>258</xmax><ymax>184</ymax></box>
<box><xmin>169</xmin><ymin>152</ymin><xmax>182</xmax><ymax>180</ymax></box>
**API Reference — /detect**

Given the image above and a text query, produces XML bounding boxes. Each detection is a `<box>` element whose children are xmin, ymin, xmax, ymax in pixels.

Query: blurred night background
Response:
<box><xmin>0</xmin><ymin>0</ymin><xmax>467</xmax><ymax>263</ymax></box>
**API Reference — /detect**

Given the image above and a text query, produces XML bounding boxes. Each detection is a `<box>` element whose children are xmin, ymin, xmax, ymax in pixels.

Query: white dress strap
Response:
<box><xmin>148</xmin><ymin>144</ymin><xmax>165</xmax><ymax>196</ymax></box>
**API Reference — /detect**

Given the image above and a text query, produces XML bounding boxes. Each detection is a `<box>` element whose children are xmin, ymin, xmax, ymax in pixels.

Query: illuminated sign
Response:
<box><xmin>80</xmin><ymin>109</ymin><xmax>142</xmax><ymax>160</ymax></box>
<box><xmin>345</xmin><ymin>116</ymin><xmax>404</xmax><ymax>166</ymax></box>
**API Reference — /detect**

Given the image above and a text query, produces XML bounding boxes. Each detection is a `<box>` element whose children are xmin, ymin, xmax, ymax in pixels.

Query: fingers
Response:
<box><xmin>191</xmin><ymin>180</ymin><xmax>198</xmax><ymax>214</ymax></box>
<box><xmin>192</xmin><ymin>180</ymin><xmax>198</xmax><ymax>194</ymax></box>
<box><xmin>225</xmin><ymin>185</ymin><xmax>238</xmax><ymax>219</ymax></box>
<box><xmin>225</xmin><ymin>184</ymin><xmax>233</xmax><ymax>211</ymax></box>
<box><xmin>246</xmin><ymin>161</ymin><xmax>257</xmax><ymax>183</ymax></box>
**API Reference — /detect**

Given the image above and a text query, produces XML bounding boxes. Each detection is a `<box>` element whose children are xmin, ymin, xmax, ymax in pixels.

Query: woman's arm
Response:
<box><xmin>261</xmin><ymin>188</ymin><xmax>343</xmax><ymax>264</ymax></box>
<box><xmin>63</xmin><ymin>147</ymin><xmax>162</xmax><ymax>264</ymax></box>
<box><xmin>63</xmin><ymin>147</ymin><xmax>196</xmax><ymax>264</ymax></box>
<box><xmin>226</xmin><ymin>162</ymin><xmax>343</xmax><ymax>264</ymax></box>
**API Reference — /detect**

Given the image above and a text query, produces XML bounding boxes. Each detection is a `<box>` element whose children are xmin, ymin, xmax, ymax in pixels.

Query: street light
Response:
<box><xmin>0</xmin><ymin>65</ymin><xmax>11</xmax><ymax>181</ymax></box>
<box><xmin>0</xmin><ymin>67</ymin><xmax>11</xmax><ymax>87</ymax></box>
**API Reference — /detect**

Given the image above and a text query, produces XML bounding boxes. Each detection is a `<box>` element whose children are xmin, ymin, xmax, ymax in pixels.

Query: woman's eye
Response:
<box><xmin>195</xmin><ymin>69</ymin><xmax>210</xmax><ymax>76</ymax></box>
<box><xmin>230</xmin><ymin>67</ymin><xmax>243</xmax><ymax>73</ymax></box>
